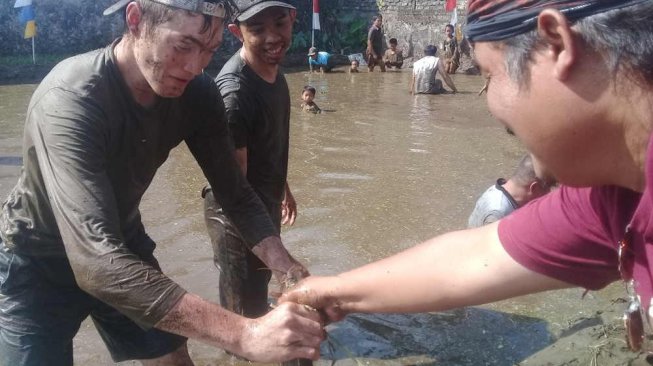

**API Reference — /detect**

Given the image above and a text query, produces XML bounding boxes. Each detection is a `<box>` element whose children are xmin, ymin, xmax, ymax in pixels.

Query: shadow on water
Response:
<box><xmin>323</xmin><ymin>309</ymin><xmax>553</xmax><ymax>365</ymax></box>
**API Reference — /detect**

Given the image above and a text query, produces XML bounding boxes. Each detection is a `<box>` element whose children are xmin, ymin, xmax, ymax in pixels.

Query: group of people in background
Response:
<box><xmin>303</xmin><ymin>14</ymin><xmax>461</xmax><ymax>115</ymax></box>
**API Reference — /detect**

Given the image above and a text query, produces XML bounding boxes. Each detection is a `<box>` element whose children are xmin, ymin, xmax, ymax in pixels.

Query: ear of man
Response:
<box><xmin>528</xmin><ymin>180</ymin><xmax>540</xmax><ymax>196</ymax></box>
<box><xmin>228</xmin><ymin>23</ymin><xmax>243</xmax><ymax>42</ymax></box>
<box><xmin>536</xmin><ymin>9</ymin><xmax>579</xmax><ymax>81</ymax></box>
<box><xmin>125</xmin><ymin>2</ymin><xmax>144</xmax><ymax>36</ymax></box>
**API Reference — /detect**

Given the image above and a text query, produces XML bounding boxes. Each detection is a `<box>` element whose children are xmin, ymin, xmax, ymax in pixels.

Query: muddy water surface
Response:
<box><xmin>0</xmin><ymin>68</ymin><xmax>632</xmax><ymax>365</ymax></box>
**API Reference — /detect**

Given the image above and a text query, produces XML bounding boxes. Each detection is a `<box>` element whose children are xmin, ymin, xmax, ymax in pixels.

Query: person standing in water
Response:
<box><xmin>0</xmin><ymin>0</ymin><xmax>324</xmax><ymax>364</ymax></box>
<box><xmin>203</xmin><ymin>2</ymin><xmax>313</xmax><ymax>365</ymax></box>
<box><xmin>366</xmin><ymin>15</ymin><xmax>386</xmax><ymax>72</ymax></box>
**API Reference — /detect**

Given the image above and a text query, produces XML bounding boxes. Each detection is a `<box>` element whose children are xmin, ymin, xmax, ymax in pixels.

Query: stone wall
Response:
<box><xmin>1</xmin><ymin>0</ymin><xmax>472</xmax><ymax>70</ymax></box>
<box><xmin>308</xmin><ymin>0</ymin><xmax>470</xmax><ymax>68</ymax></box>
<box><xmin>380</xmin><ymin>0</ymin><xmax>468</xmax><ymax>65</ymax></box>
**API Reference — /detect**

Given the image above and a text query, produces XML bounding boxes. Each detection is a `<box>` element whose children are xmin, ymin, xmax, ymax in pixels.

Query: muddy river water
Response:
<box><xmin>0</xmin><ymin>68</ymin><xmax>639</xmax><ymax>365</ymax></box>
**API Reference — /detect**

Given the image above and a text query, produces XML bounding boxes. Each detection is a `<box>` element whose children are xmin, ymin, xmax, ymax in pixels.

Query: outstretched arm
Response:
<box><xmin>281</xmin><ymin>222</ymin><xmax>571</xmax><ymax>321</ymax></box>
<box><xmin>229</xmin><ymin>148</ymin><xmax>308</xmax><ymax>282</ymax></box>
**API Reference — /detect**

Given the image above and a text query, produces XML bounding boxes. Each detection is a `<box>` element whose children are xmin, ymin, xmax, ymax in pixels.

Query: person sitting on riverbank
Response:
<box><xmin>442</xmin><ymin>24</ymin><xmax>460</xmax><ymax>74</ymax></box>
<box><xmin>301</xmin><ymin>85</ymin><xmax>321</xmax><ymax>114</ymax></box>
<box><xmin>0</xmin><ymin>1</ymin><xmax>324</xmax><ymax>364</ymax></box>
<box><xmin>283</xmin><ymin>0</ymin><xmax>653</xmax><ymax>357</ymax></box>
<box><xmin>409</xmin><ymin>45</ymin><xmax>457</xmax><ymax>94</ymax></box>
<box><xmin>349</xmin><ymin>59</ymin><xmax>360</xmax><ymax>73</ymax></box>
<box><xmin>308</xmin><ymin>47</ymin><xmax>333</xmax><ymax>73</ymax></box>
<box><xmin>468</xmin><ymin>154</ymin><xmax>554</xmax><ymax>228</ymax></box>
<box><xmin>384</xmin><ymin>38</ymin><xmax>404</xmax><ymax>69</ymax></box>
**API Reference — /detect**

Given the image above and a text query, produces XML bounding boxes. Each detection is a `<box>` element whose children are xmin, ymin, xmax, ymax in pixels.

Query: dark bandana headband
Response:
<box><xmin>464</xmin><ymin>0</ymin><xmax>649</xmax><ymax>42</ymax></box>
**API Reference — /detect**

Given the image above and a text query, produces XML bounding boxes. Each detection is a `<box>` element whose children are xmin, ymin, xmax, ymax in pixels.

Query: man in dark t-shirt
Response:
<box><xmin>0</xmin><ymin>0</ymin><xmax>323</xmax><ymax>364</ymax></box>
<box><xmin>366</xmin><ymin>15</ymin><xmax>386</xmax><ymax>72</ymax></box>
<box><xmin>203</xmin><ymin>0</ymin><xmax>308</xmax><ymax>321</ymax></box>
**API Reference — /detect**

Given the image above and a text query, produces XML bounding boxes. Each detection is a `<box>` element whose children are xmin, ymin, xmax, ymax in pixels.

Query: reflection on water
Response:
<box><xmin>0</xmin><ymin>70</ymin><xmax>619</xmax><ymax>365</ymax></box>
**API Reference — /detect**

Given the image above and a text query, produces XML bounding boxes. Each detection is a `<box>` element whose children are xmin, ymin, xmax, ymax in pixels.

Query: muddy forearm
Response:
<box><xmin>155</xmin><ymin>293</ymin><xmax>247</xmax><ymax>354</ymax></box>
<box><xmin>252</xmin><ymin>236</ymin><xmax>303</xmax><ymax>277</ymax></box>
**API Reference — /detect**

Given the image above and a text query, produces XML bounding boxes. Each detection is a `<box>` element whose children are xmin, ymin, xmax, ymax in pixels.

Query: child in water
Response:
<box><xmin>442</xmin><ymin>24</ymin><xmax>460</xmax><ymax>74</ymax></box>
<box><xmin>301</xmin><ymin>85</ymin><xmax>321</xmax><ymax>114</ymax></box>
<box><xmin>349</xmin><ymin>60</ymin><xmax>360</xmax><ymax>73</ymax></box>
<box><xmin>383</xmin><ymin>38</ymin><xmax>403</xmax><ymax>69</ymax></box>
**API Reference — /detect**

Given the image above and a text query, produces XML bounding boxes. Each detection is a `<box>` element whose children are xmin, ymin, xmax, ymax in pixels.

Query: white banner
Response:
<box><xmin>450</xmin><ymin>8</ymin><xmax>458</xmax><ymax>26</ymax></box>
<box><xmin>313</xmin><ymin>12</ymin><xmax>320</xmax><ymax>31</ymax></box>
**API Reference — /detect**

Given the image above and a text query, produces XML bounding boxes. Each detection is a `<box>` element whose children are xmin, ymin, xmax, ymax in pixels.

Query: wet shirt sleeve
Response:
<box><xmin>219</xmin><ymin>85</ymin><xmax>252</xmax><ymax>150</ymax></box>
<box><xmin>498</xmin><ymin>185</ymin><xmax>637</xmax><ymax>290</ymax></box>
<box><xmin>26</xmin><ymin>88</ymin><xmax>187</xmax><ymax>328</ymax></box>
<box><xmin>185</xmin><ymin>80</ymin><xmax>278</xmax><ymax>247</ymax></box>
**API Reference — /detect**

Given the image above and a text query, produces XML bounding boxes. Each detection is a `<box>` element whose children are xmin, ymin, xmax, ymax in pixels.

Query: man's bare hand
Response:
<box><xmin>239</xmin><ymin>302</ymin><xmax>325</xmax><ymax>362</ymax></box>
<box><xmin>280</xmin><ymin>276</ymin><xmax>347</xmax><ymax>324</ymax></box>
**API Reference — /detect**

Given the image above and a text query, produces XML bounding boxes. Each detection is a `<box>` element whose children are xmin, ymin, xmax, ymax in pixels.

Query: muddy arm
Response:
<box><xmin>155</xmin><ymin>293</ymin><xmax>323</xmax><ymax>362</ymax></box>
<box><xmin>438</xmin><ymin>59</ymin><xmax>457</xmax><ymax>92</ymax></box>
<box><xmin>282</xmin><ymin>222</ymin><xmax>571</xmax><ymax>319</ymax></box>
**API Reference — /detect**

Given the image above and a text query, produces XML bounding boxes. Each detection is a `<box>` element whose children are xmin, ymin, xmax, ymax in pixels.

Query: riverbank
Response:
<box><xmin>0</xmin><ymin>51</ymin><xmax>355</xmax><ymax>86</ymax></box>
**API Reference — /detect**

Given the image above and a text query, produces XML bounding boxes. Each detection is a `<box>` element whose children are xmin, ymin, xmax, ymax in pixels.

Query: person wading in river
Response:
<box><xmin>283</xmin><ymin>0</ymin><xmax>653</xmax><ymax>356</ymax></box>
<box><xmin>366</xmin><ymin>15</ymin><xmax>386</xmax><ymax>72</ymax></box>
<box><xmin>202</xmin><ymin>1</ymin><xmax>312</xmax><ymax>365</ymax></box>
<box><xmin>468</xmin><ymin>154</ymin><xmax>554</xmax><ymax>228</ymax></box>
<box><xmin>0</xmin><ymin>1</ymin><xmax>324</xmax><ymax>365</ymax></box>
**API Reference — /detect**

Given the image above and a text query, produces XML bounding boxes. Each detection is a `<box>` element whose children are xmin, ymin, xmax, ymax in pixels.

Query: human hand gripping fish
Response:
<box><xmin>281</xmin><ymin>277</ymin><xmax>366</xmax><ymax>366</ymax></box>
<box><xmin>276</xmin><ymin>265</ymin><xmax>318</xmax><ymax>366</ymax></box>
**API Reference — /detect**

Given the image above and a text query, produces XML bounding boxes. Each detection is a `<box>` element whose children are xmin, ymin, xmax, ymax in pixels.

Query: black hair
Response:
<box><xmin>501</xmin><ymin>2</ymin><xmax>653</xmax><ymax>88</ymax></box>
<box><xmin>445</xmin><ymin>24</ymin><xmax>454</xmax><ymax>31</ymax></box>
<box><xmin>303</xmin><ymin>85</ymin><xmax>316</xmax><ymax>95</ymax></box>
<box><xmin>372</xmin><ymin>14</ymin><xmax>382</xmax><ymax>22</ymax></box>
<box><xmin>389</xmin><ymin>38</ymin><xmax>397</xmax><ymax>45</ymax></box>
<box><xmin>424</xmin><ymin>45</ymin><xmax>437</xmax><ymax>56</ymax></box>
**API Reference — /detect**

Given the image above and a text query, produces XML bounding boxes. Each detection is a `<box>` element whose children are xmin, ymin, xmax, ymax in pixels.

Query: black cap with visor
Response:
<box><xmin>103</xmin><ymin>0</ymin><xmax>228</xmax><ymax>18</ymax></box>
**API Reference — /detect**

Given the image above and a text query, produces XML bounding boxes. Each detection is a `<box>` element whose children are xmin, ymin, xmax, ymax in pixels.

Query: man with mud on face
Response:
<box><xmin>0</xmin><ymin>1</ymin><xmax>324</xmax><ymax>365</ymax></box>
<box><xmin>202</xmin><ymin>3</ymin><xmax>313</xmax><ymax>364</ymax></box>
<box><xmin>282</xmin><ymin>0</ymin><xmax>653</xmax><ymax>358</ymax></box>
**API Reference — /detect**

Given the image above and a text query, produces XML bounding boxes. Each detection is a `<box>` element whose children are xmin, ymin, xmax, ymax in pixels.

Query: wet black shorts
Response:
<box><xmin>0</xmin><ymin>240</ymin><xmax>186</xmax><ymax>366</ymax></box>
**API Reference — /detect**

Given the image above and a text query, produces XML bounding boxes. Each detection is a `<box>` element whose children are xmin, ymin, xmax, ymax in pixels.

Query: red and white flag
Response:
<box><xmin>312</xmin><ymin>0</ymin><xmax>320</xmax><ymax>31</ymax></box>
<box><xmin>445</xmin><ymin>0</ymin><xmax>456</xmax><ymax>12</ymax></box>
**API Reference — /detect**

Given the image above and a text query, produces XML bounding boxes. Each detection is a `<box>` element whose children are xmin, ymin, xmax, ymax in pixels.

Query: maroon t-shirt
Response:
<box><xmin>499</xmin><ymin>137</ymin><xmax>653</xmax><ymax>311</ymax></box>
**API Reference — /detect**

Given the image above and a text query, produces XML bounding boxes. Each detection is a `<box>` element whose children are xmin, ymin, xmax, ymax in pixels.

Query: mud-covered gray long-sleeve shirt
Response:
<box><xmin>0</xmin><ymin>42</ymin><xmax>277</xmax><ymax>328</ymax></box>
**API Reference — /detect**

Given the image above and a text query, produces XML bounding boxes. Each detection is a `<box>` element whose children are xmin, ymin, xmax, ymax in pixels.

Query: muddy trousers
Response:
<box><xmin>203</xmin><ymin>188</ymin><xmax>313</xmax><ymax>366</ymax></box>
<box><xmin>202</xmin><ymin>187</ymin><xmax>271</xmax><ymax>318</ymax></box>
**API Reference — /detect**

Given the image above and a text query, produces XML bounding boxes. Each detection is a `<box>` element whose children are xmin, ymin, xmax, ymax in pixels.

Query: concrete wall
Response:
<box><xmin>329</xmin><ymin>0</ymin><xmax>469</xmax><ymax>67</ymax></box>
<box><xmin>381</xmin><ymin>0</ymin><xmax>468</xmax><ymax>65</ymax></box>
<box><xmin>1</xmin><ymin>0</ymin><xmax>472</xmax><ymax>70</ymax></box>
